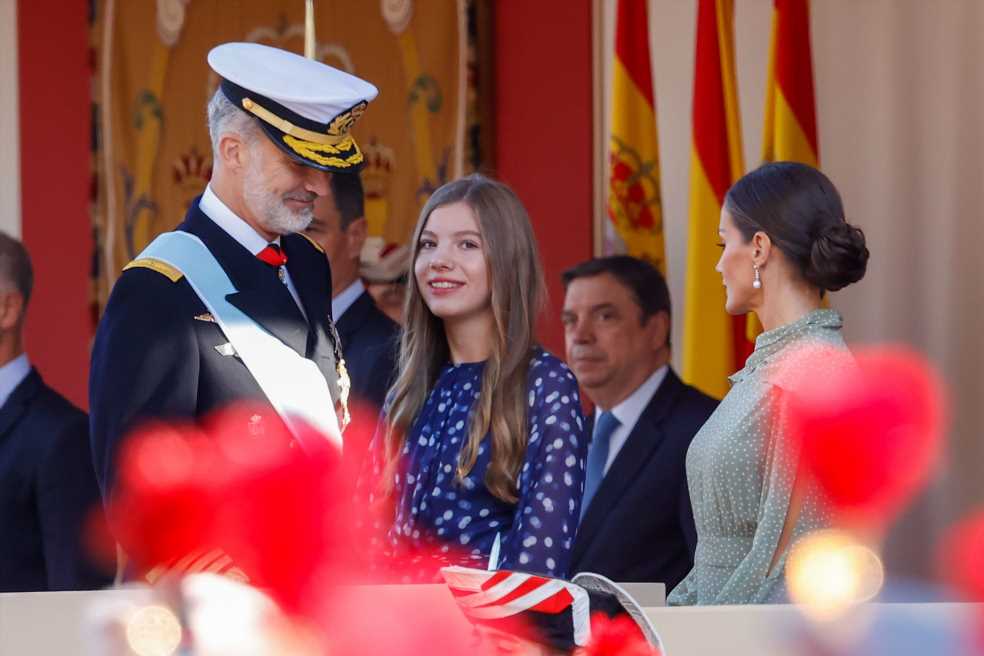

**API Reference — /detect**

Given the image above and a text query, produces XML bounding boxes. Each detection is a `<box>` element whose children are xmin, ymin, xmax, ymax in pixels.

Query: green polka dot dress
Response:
<box><xmin>668</xmin><ymin>309</ymin><xmax>845</xmax><ymax>605</ymax></box>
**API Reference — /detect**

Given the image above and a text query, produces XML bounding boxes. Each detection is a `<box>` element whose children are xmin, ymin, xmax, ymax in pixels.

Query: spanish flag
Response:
<box><xmin>606</xmin><ymin>0</ymin><xmax>665</xmax><ymax>274</ymax></box>
<box><xmin>748</xmin><ymin>0</ymin><xmax>820</xmax><ymax>338</ymax></box>
<box><xmin>682</xmin><ymin>0</ymin><xmax>750</xmax><ymax>400</ymax></box>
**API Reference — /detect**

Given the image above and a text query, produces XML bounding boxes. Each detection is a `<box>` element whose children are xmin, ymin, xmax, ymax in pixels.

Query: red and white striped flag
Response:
<box><xmin>441</xmin><ymin>566</ymin><xmax>591</xmax><ymax>647</ymax></box>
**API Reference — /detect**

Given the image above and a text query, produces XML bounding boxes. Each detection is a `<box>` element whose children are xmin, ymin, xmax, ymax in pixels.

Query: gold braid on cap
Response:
<box><xmin>283</xmin><ymin>135</ymin><xmax>364</xmax><ymax>168</ymax></box>
<box><xmin>241</xmin><ymin>97</ymin><xmax>348</xmax><ymax>145</ymax></box>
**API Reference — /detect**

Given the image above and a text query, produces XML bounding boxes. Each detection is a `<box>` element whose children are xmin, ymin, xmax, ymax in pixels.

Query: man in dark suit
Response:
<box><xmin>561</xmin><ymin>256</ymin><xmax>716</xmax><ymax>589</ymax></box>
<box><xmin>0</xmin><ymin>233</ymin><xmax>109</xmax><ymax>591</ymax></box>
<box><xmin>90</xmin><ymin>43</ymin><xmax>378</xmax><ymax>504</ymax></box>
<box><xmin>306</xmin><ymin>171</ymin><xmax>399</xmax><ymax>411</ymax></box>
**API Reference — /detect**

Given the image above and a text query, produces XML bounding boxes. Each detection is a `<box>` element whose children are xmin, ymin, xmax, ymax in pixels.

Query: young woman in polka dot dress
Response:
<box><xmin>359</xmin><ymin>174</ymin><xmax>587</xmax><ymax>582</ymax></box>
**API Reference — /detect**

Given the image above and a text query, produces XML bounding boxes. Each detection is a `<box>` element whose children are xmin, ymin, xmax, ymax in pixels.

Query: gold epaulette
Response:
<box><xmin>122</xmin><ymin>257</ymin><xmax>184</xmax><ymax>282</ymax></box>
<box><xmin>143</xmin><ymin>547</ymin><xmax>250</xmax><ymax>585</ymax></box>
<box><xmin>296</xmin><ymin>231</ymin><xmax>325</xmax><ymax>254</ymax></box>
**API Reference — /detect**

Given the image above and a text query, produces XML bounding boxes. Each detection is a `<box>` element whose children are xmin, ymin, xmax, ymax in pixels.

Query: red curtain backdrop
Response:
<box><xmin>18</xmin><ymin>0</ymin><xmax>92</xmax><ymax>409</ymax></box>
<box><xmin>494</xmin><ymin>2</ymin><xmax>594</xmax><ymax>357</ymax></box>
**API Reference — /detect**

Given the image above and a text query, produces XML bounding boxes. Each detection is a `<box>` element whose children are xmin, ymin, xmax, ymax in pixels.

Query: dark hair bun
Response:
<box><xmin>806</xmin><ymin>222</ymin><xmax>869</xmax><ymax>292</ymax></box>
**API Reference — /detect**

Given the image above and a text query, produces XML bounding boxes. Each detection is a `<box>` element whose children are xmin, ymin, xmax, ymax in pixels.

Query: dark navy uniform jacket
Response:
<box><xmin>335</xmin><ymin>290</ymin><xmax>398</xmax><ymax>411</ymax></box>
<box><xmin>0</xmin><ymin>369</ymin><xmax>111</xmax><ymax>591</ymax></box>
<box><xmin>334</xmin><ymin>289</ymin><xmax>398</xmax><ymax>475</ymax></box>
<box><xmin>89</xmin><ymin>199</ymin><xmax>342</xmax><ymax>498</ymax></box>
<box><xmin>570</xmin><ymin>368</ymin><xmax>716</xmax><ymax>589</ymax></box>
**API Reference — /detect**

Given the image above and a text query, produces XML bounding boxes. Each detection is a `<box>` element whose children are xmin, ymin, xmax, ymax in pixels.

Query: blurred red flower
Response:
<box><xmin>107</xmin><ymin>404</ymin><xmax>547</xmax><ymax>654</ymax></box>
<box><xmin>782</xmin><ymin>345</ymin><xmax>946</xmax><ymax>527</ymax></box>
<box><xmin>940</xmin><ymin>511</ymin><xmax>984</xmax><ymax>601</ymax></box>
<box><xmin>939</xmin><ymin>512</ymin><xmax>984</xmax><ymax>652</ymax></box>
<box><xmin>110</xmin><ymin>423</ymin><xmax>223</xmax><ymax>571</ymax></box>
<box><xmin>109</xmin><ymin>406</ymin><xmax>350</xmax><ymax>616</ymax></box>
<box><xmin>582</xmin><ymin>612</ymin><xmax>659</xmax><ymax>656</ymax></box>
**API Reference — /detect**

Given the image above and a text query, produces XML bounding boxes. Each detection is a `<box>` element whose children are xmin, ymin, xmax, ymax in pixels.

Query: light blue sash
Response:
<box><xmin>137</xmin><ymin>231</ymin><xmax>341</xmax><ymax>449</ymax></box>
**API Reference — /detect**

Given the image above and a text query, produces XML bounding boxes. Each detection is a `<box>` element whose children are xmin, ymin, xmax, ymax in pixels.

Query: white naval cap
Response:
<box><xmin>207</xmin><ymin>42</ymin><xmax>379</xmax><ymax>172</ymax></box>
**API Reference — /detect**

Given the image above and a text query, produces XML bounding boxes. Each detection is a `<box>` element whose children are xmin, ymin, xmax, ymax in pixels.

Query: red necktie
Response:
<box><xmin>257</xmin><ymin>244</ymin><xmax>288</xmax><ymax>267</ymax></box>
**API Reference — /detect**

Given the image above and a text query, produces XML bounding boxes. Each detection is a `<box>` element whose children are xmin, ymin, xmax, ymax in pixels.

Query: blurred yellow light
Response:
<box><xmin>786</xmin><ymin>530</ymin><xmax>884</xmax><ymax>621</ymax></box>
<box><xmin>125</xmin><ymin>605</ymin><xmax>182</xmax><ymax>656</ymax></box>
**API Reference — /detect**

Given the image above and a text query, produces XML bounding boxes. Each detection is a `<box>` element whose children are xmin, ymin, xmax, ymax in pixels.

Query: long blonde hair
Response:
<box><xmin>382</xmin><ymin>174</ymin><xmax>545</xmax><ymax>504</ymax></box>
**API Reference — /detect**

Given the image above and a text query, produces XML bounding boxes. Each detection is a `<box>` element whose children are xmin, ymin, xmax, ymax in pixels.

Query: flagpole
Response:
<box><xmin>305</xmin><ymin>0</ymin><xmax>316</xmax><ymax>59</ymax></box>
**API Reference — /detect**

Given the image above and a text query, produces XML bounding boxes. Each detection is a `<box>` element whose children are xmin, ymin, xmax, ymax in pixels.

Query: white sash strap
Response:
<box><xmin>137</xmin><ymin>231</ymin><xmax>341</xmax><ymax>450</ymax></box>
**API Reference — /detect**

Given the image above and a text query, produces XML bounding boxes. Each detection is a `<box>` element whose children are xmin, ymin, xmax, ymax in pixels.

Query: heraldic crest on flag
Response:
<box><xmin>608</xmin><ymin>136</ymin><xmax>665</xmax><ymax>272</ymax></box>
<box><xmin>603</xmin><ymin>0</ymin><xmax>666</xmax><ymax>276</ymax></box>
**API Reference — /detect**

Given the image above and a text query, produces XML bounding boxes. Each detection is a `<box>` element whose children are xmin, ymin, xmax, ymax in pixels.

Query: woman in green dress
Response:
<box><xmin>668</xmin><ymin>162</ymin><xmax>869</xmax><ymax>605</ymax></box>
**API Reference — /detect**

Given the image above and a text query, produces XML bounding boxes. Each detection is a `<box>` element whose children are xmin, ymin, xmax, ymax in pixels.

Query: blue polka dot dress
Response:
<box><xmin>362</xmin><ymin>348</ymin><xmax>587</xmax><ymax>582</ymax></box>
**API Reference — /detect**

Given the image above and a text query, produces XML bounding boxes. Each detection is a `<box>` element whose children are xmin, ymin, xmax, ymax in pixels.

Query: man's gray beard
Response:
<box><xmin>242</xmin><ymin>163</ymin><xmax>314</xmax><ymax>235</ymax></box>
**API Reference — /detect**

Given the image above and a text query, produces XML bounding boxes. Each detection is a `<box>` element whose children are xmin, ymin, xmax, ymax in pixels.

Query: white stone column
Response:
<box><xmin>0</xmin><ymin>0</ymin><xmax>20</xmax><ymax>237</ymax></box>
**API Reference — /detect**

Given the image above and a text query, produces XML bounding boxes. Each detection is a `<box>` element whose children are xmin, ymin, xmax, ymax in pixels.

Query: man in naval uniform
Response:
<box><xmin>89</xmin><ymin>43</ymin><xmax>379</xmax><ymax>501</ymax></box>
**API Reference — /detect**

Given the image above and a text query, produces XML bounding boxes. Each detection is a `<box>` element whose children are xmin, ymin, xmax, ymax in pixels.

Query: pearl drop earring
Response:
<box><xmin>753</xmin><ymin>264</ymin><xmax>762</xmax><ymax>290</ymax></box>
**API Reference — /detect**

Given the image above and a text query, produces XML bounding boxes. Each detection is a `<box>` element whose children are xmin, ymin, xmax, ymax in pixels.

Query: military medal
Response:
<box><xmin>278</xmin><ymin>266</ymin><xmax>286</xmax><ymax>283</ymax></box>
<box><xmin>336</xmin><ymin>358</ymin><xmax>351</xmax><ymax>431</ymax></box>
<box><xmin>325</xmin><ymin>318</ymin><xmax>351</xmax><ymax>431</ymax></box>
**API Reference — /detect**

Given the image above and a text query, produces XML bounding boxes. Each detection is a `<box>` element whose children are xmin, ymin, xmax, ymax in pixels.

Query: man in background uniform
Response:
<box><xmin>306</xmin><ymin>172</ymin><xmax>399</xmax><ymax>411</ymax></box>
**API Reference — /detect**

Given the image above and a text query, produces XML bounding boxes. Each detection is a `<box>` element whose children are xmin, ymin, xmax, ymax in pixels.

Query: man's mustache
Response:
<box><xmin>283</xmin><ymin>191</ymin><xmax>317</xmax><ymax>203</ymax></box>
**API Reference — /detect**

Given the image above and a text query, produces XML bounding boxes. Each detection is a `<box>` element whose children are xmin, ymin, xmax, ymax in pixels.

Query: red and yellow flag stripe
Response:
<box><xmin>762</xmin><ymin>0</ymin><xmax>818</xmax><ymax>167</ymax></box>
<box><xmin>606</xmin><ymin>0</ymin><xmax>665</xmax><ymax>274</ymax></box>
<box><xmin>682</xmin><ymin>0</ymin><xmax>752</xmax><ymax>399</ymax></box>
<box><xmin>747</xmin><ymin>0</ymin><xmax>821</xmax><ymax>338</ymax></box>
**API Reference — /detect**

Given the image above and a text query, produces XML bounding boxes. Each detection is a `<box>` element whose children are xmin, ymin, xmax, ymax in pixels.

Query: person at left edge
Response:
<box><xmin>0</xmin><ymin>233</ymin><xmax>110</xmax><ymax>591</ymax></box>
<box><xmin>89</xmin><ymin>43</ymin><xmax>379</xmax><ymax>501</ymax></box>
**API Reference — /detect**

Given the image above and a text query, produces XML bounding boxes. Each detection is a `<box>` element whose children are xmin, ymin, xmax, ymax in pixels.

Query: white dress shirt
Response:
<box><xmin>594</xmin><ymin>364</ymin><xmax>669</xmax><ymax>474</ymax></box>
<box><xmin>199</xmin><ymin>184</ymin><xmax>306</xmax><ymax>317</ymax></box>
<box><xmin>331</xmin><ymin>279</ymin><xmax>365</xmax><ymax>322</ymax></box>
<box><xmin>0</xmin><ymin>353</ymin><xmax>31</xmax><ymax>409</ymax></box>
